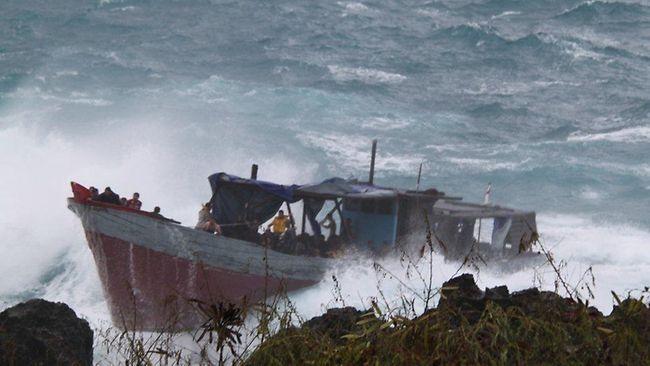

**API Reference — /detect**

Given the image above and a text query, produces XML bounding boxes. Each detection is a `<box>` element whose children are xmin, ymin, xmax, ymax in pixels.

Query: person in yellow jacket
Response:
<box><xmin>268</xmin><ymin>210</ymin><xmax>290</xmax><ymax>234</ymax></box>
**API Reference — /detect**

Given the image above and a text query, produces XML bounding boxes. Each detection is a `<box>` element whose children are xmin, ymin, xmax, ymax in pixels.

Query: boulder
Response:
<box><xmin>0</xmin><ymin>299</ymin><xmax>93</xmax><ymax>366</ymax></box>
<box><xmin>303</xmin><ymin>307</ymin><xmax>365</xmax><ymax>344</ymax></box>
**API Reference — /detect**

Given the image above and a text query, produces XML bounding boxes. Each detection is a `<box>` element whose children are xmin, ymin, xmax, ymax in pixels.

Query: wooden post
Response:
<box><xmin>369</xmin><ymin>139</ymin><xmax>377</xmax><ymax>185</ymax></box>
<box><xmin>416</xmin><ymin>162</ymin><xmax>422</xmax><ymax>191</ymax></box>
<box><xmin>301</xmin><ymin>201</ymin><xmax>307</xmax><ymax>235</ymax></box>
<box><xmin>285</xmin><ymin>202</ymin><xmax>295</xmax><ymax>228</ymax></box>
<box><xmin>250</xmin><ymin>164</ymin><xmax>258</xmax><ymax>180</ymax></box>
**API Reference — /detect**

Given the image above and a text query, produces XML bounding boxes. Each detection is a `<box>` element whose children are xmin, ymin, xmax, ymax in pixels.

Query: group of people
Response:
<box><xmin>88</xmin><ymin>186</ymin><xmax>170</xmax><ymax>221</ymax></box>
<box><xmin>261</xmin><ymin>210</ymin><xmax>352</xmax><ymax>257</ymax></box>
<box><xmin>192</xmin><ymin>205</ymin><xmax>351</xmax><ymax>257</ymax></box>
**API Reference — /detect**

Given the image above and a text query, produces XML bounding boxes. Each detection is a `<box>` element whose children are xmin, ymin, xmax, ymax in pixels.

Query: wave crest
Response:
<box><xmin>556</xmin><ymin>1</ymin><xmax>650</xmax><ymax>23</ymax></box>
<box><xmin>327</xmin><ymin>65</ymin><xmax>406</xmax><ymax>84</ymax></box>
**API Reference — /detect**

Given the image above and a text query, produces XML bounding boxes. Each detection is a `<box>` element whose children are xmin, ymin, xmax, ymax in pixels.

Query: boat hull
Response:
<box><xmin>68</xmin><ymin>199</ymin><xmax>329</xmax><ymax>331</ymax></box>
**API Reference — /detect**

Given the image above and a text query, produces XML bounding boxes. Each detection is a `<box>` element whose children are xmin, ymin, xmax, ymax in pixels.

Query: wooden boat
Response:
<box><xmin>68</xmin><ymin>142</ymin><xmax>539</xmax><ymax>331</ymax></box>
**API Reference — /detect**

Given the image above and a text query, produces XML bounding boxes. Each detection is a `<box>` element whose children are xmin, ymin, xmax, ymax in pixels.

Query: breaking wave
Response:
<box><xmin>327</xmin><ymin>65</ymin><xmax>407</xmax><ymax>84</ymax></box>
<box><xmin>1</xmin><ymin>0</ymin><xmax>649</xmax><ymax>341</ymax></box>
<box><xmin>556</xmin><ymin>1</ymin><xmax>650</xmax><ymax>23</ymax></box>
<box><xmin>567</xmin><ymin>126</ymin><xmax>650</xmax><ymax>142</ymax></box>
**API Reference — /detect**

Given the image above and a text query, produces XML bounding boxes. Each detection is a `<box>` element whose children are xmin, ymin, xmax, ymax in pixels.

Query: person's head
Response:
<box><xmin>154</xmin><ymin>206</ymin><xmax>160</xmax><ymax>214</ymax></box>
<box><xmin>133</xmin><ymin>192</ymin><xmax>140</xmax><ymax>199</ymax></box>
<box><xmin>120</xmin><ymin>197</ymin><xmax>127</xmax><ymax>205</ymax></box>
<box><xmin>104</xmin><ymin>187</ymin><xmax>112</xmax><ymax>193</ymax></box>
<box><xmin>278</xmin><ymin>210</ymin><xmax>285</xmax><ymax>217</ymax></box>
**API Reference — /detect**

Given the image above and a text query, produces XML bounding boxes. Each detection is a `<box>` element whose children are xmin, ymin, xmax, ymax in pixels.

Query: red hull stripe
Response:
<box><xmin>85</xmin><ymin>231</ymin><xmax>316</xmax><ymax>331</ymax></box>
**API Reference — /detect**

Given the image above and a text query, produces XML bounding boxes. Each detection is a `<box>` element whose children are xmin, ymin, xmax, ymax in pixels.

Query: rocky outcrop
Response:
<box><xmin>245</xmin><ymin>274</ymin><xmax>650</xmax><ymax>365</ymax></box>
<box><xmin>0</xmin><ymin>299</ymin><xmax>93</xmax><ymax>366</ymax></box>
<box><xmin>302</xmin><ymin>306</ymin><xmax>365</xmax><ymax>344</ymax></box>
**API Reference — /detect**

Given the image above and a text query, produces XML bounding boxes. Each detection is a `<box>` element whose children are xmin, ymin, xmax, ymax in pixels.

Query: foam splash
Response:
<box><xmin>327</xmin><ymin>65</ymin><xmax>407</xmax><ymax>85</ymax></box>
<box><xmin>568</xmin><ymin>126</ymin><xmax>650</xmax><ymax>143</ymax></box>
<box><xmin>293</xmin><ymin>213</ymin><xmax>650</xmax><ymax>317</ymax></box>
<box><xmin>297</xmin><ymin>131</ymin><xmax>423</xmax><ymax>175</ymax></box>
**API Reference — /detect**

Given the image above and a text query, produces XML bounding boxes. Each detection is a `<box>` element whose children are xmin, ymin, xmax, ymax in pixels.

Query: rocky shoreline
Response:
<box><xmin>245</xmin><ymin>274</ymin><xmax>650</xmax><ymax>365</ymax></box>
<box><xmin>2</xmin><ymin>274</ymin><xmax>649</xmax><ymax>365</ymax></box>
<box><xmin>0</xmin><ymin>299</ymin><xmax>93</xmax><ymax>366</ymax></box>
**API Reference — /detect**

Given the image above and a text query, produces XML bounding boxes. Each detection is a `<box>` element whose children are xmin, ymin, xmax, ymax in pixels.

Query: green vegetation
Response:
<box><xmin>245</xmin><ymin>275</ymin><xmax>650</xmax><ymax>365</ymax></box>
<box><xmin>95</xmin><ymin>233</ymin><xmax>650</xmax><ymax>365</ymax></box>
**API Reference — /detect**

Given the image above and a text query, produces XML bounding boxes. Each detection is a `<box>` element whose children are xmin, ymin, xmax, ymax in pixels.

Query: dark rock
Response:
<box><xmin>439</xmin><ymin>274</ymin><xmax>483</xmax><ymax>303</ymax></box>
<box><xmin>303</xmin><ymin>307</ymin><xmax>365</xmax><ymax>343</ymax></box>
<box><xmin>0</xmin><ymin>299</ymin><xmax>93</xmax><ymax>366</ymax></box>
<box><xmin>437</xmin><ymin>274</ymin><xmax>486</xmax><ymax>323</ymax></box>
<box><xmin>485</xmin><ymin>285</ymin><xmax>509</xmax><ymax>300</ymax></box>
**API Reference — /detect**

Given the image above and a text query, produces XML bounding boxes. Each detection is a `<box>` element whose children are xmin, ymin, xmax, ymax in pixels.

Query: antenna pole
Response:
<box><xmin>416</xmin><ymin>162</ymin><xmax>423</xmax><ymax>191</ymax></box>
<box><xmin>369</xmin><ymin>139</ymin><xmax>377</xmax><ymax>185</ymax></box>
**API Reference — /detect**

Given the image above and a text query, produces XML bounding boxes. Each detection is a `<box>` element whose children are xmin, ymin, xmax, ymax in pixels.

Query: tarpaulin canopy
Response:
<box><xmin>296</xmin><ymin>178</ymin><xmax>398</xmax><ymax>198</ymax></box>
<box><xmin>208</xmin><ymin>173</ymin><xmax>404</xmax><ymax>226</ymax></box>
<box><xmin>208</xmin><ymin>173</ymin><xmax>300</xmax><ymax>225</ymax></box>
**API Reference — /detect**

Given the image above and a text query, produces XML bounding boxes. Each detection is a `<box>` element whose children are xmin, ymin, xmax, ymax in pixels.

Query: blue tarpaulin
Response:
<box><xmin>207</xmin><ymin>173</ymin><xmax>400</xmax><ymax>226</ymax></box>
<box><xmin>208</xmin><ymin>173</ymin><xmax>300</xmax><ymax>225</ymax></box>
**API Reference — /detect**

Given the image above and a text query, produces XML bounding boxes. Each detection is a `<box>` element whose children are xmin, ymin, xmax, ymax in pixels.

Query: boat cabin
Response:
<box><xmin>206</xmin><ymin>139</ymin><xmax>537</xmax><ymax>259</ymax></box>
<box><xmin>207</xmin><ymin>171</ymin><xmax>537</xmax><ymax>259</ymax></box>
<box><xmin>208</xmin><ymin>173</ymin><xmax>439</xmax><ymax>255</ymax></box>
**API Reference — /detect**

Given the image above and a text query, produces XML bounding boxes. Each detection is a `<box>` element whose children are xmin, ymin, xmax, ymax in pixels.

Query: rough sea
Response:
<box><xmin>1</xmin><ymin>0</ymin><xmax>649</xmax><ymax>336</ymax></box>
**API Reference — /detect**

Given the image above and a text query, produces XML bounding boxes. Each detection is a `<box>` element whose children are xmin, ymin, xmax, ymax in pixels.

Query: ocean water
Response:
<box><xmin>1</xmin><ymin>0</ymin><xmax>649</xmax><ymax>332</ymax></box>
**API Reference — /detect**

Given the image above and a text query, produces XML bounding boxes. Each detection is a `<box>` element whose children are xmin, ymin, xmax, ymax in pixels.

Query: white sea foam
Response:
<box><xmin>293</xmin><ymin>213</ymin><xmax>650</xmax><ymax>317</ymax></box>
<box><xmin>7</xmin><ymin>86</ymin><xmax>113</xmax><ymax>106</ymax></box>
<box><xmin>338</xmin><ymin>1</ymin><xmax>369</xmax><ymax>13</ymax></box>
<box><xmin>445</xmin><ymin>157</ymin><xmax>531</xmax><ymax>172</ymax></box>
<box><xmin>110</xmin><ymin>5</ymin><xmax>136</xmax><ymax>12</ymax></box>
<box><xmin>54</xmin><ymin>70</ymin><xmax>79</xmax><ymax>77</ymax></box>
<box><xmin>360</xmin><ymin>117</ymin><xmax>411</xmax><ymax>131</ymax></box>
<box><xmin>327</xmin><ymin>65</ymin><xmax>407</xmax><ymax>85</ymax></box>
<box><xmin>0</xmin><ymin>76</ymin><xmax>318</xmax><ymax>326</ymax></box>
<box><xmin>297</xmin><ymin>131</ymin><xmax>422</xmax><ymax>175</ymax></box>
<box><xmin>491</xmin><ymin>11</ymin><xmax>521</xmax><ymax>19</ymax></box>
<box><xmin>568</xmin><ymin>126</ymin><xmax>650</xmax><ymax>143</ymax></box>
<box><xmin>579</xmin><ymin>187</ymin><xmax>602</xmax><ymax>200</ymax></box>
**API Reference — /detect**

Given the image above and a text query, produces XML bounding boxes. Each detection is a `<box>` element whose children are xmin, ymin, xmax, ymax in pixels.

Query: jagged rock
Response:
<box><xmin>484</xmin><ymin>285</ymin><xmax>509</xmax><ymax>300</ymax></box>
<box><xmin>303</xmin><ymin>306</ymin><xmax>365</xmax><ymax>343</ymax></box>
<box><xmin>245</xmin><ymin>274</ymin><xmax>650</xmax><ymax>365</ymax></box>
<box><xmin>437</xmin><ymin>274</ymin><xmax>485</xmax><ymax>321</ymax></box>
<box><xmin>0</xmin><ymin>299</ymin><xmax>93</xmax><ymax>366</ymax></box>
<box><xmin>438</xmin><ymin>273</ymin><xmax>483</xmax><ymax>305</ymax></box>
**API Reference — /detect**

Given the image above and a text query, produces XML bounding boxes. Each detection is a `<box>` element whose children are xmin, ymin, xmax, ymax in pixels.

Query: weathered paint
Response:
<box><xmin>68</xmin><ymin>199</ymin><xmax>330</xmax><ymax>331</ymax></box>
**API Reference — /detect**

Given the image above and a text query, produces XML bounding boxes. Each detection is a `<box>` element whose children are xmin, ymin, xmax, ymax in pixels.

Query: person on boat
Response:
<box><xmin>152</xmin><ymin>206</ymin><xmax>163</xmax><ymax>218</ymax></box>
<box><xmin>127</xmin><ymin>192</ymin><xmax>142</xmax><ymax>210</ymax></box>
<box><xmin>120</xmin><ymin>197</ymin><xmax>128</xmax><ymax>206</ymax></box>
<box><xmin>88</xmin><ymin>186</ymin><xmax>99</xmax><ymax>201</ymax></box>
<box><xmin>151</xmin><ymin>206</ymin><xmax>181</xmax><ymax>224</ymax></box>
<box><xmin>268</xmin><ymin>210</ymin><xmax>290</xmax><ymax>235</ymax></box>
<box><xmin>96</xmin><ymin>187</ymin><xmax>121</xmax><ymax>205</ymax></box>
<box><xmin>195</xmin><ymin>202</ymin><xmax>222</xmax><ymax>234</ymax></box>
<box><xmin>320</xmin><ymin>213</ymin><xmax>337</xmax><ymax>239</ymax></box>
